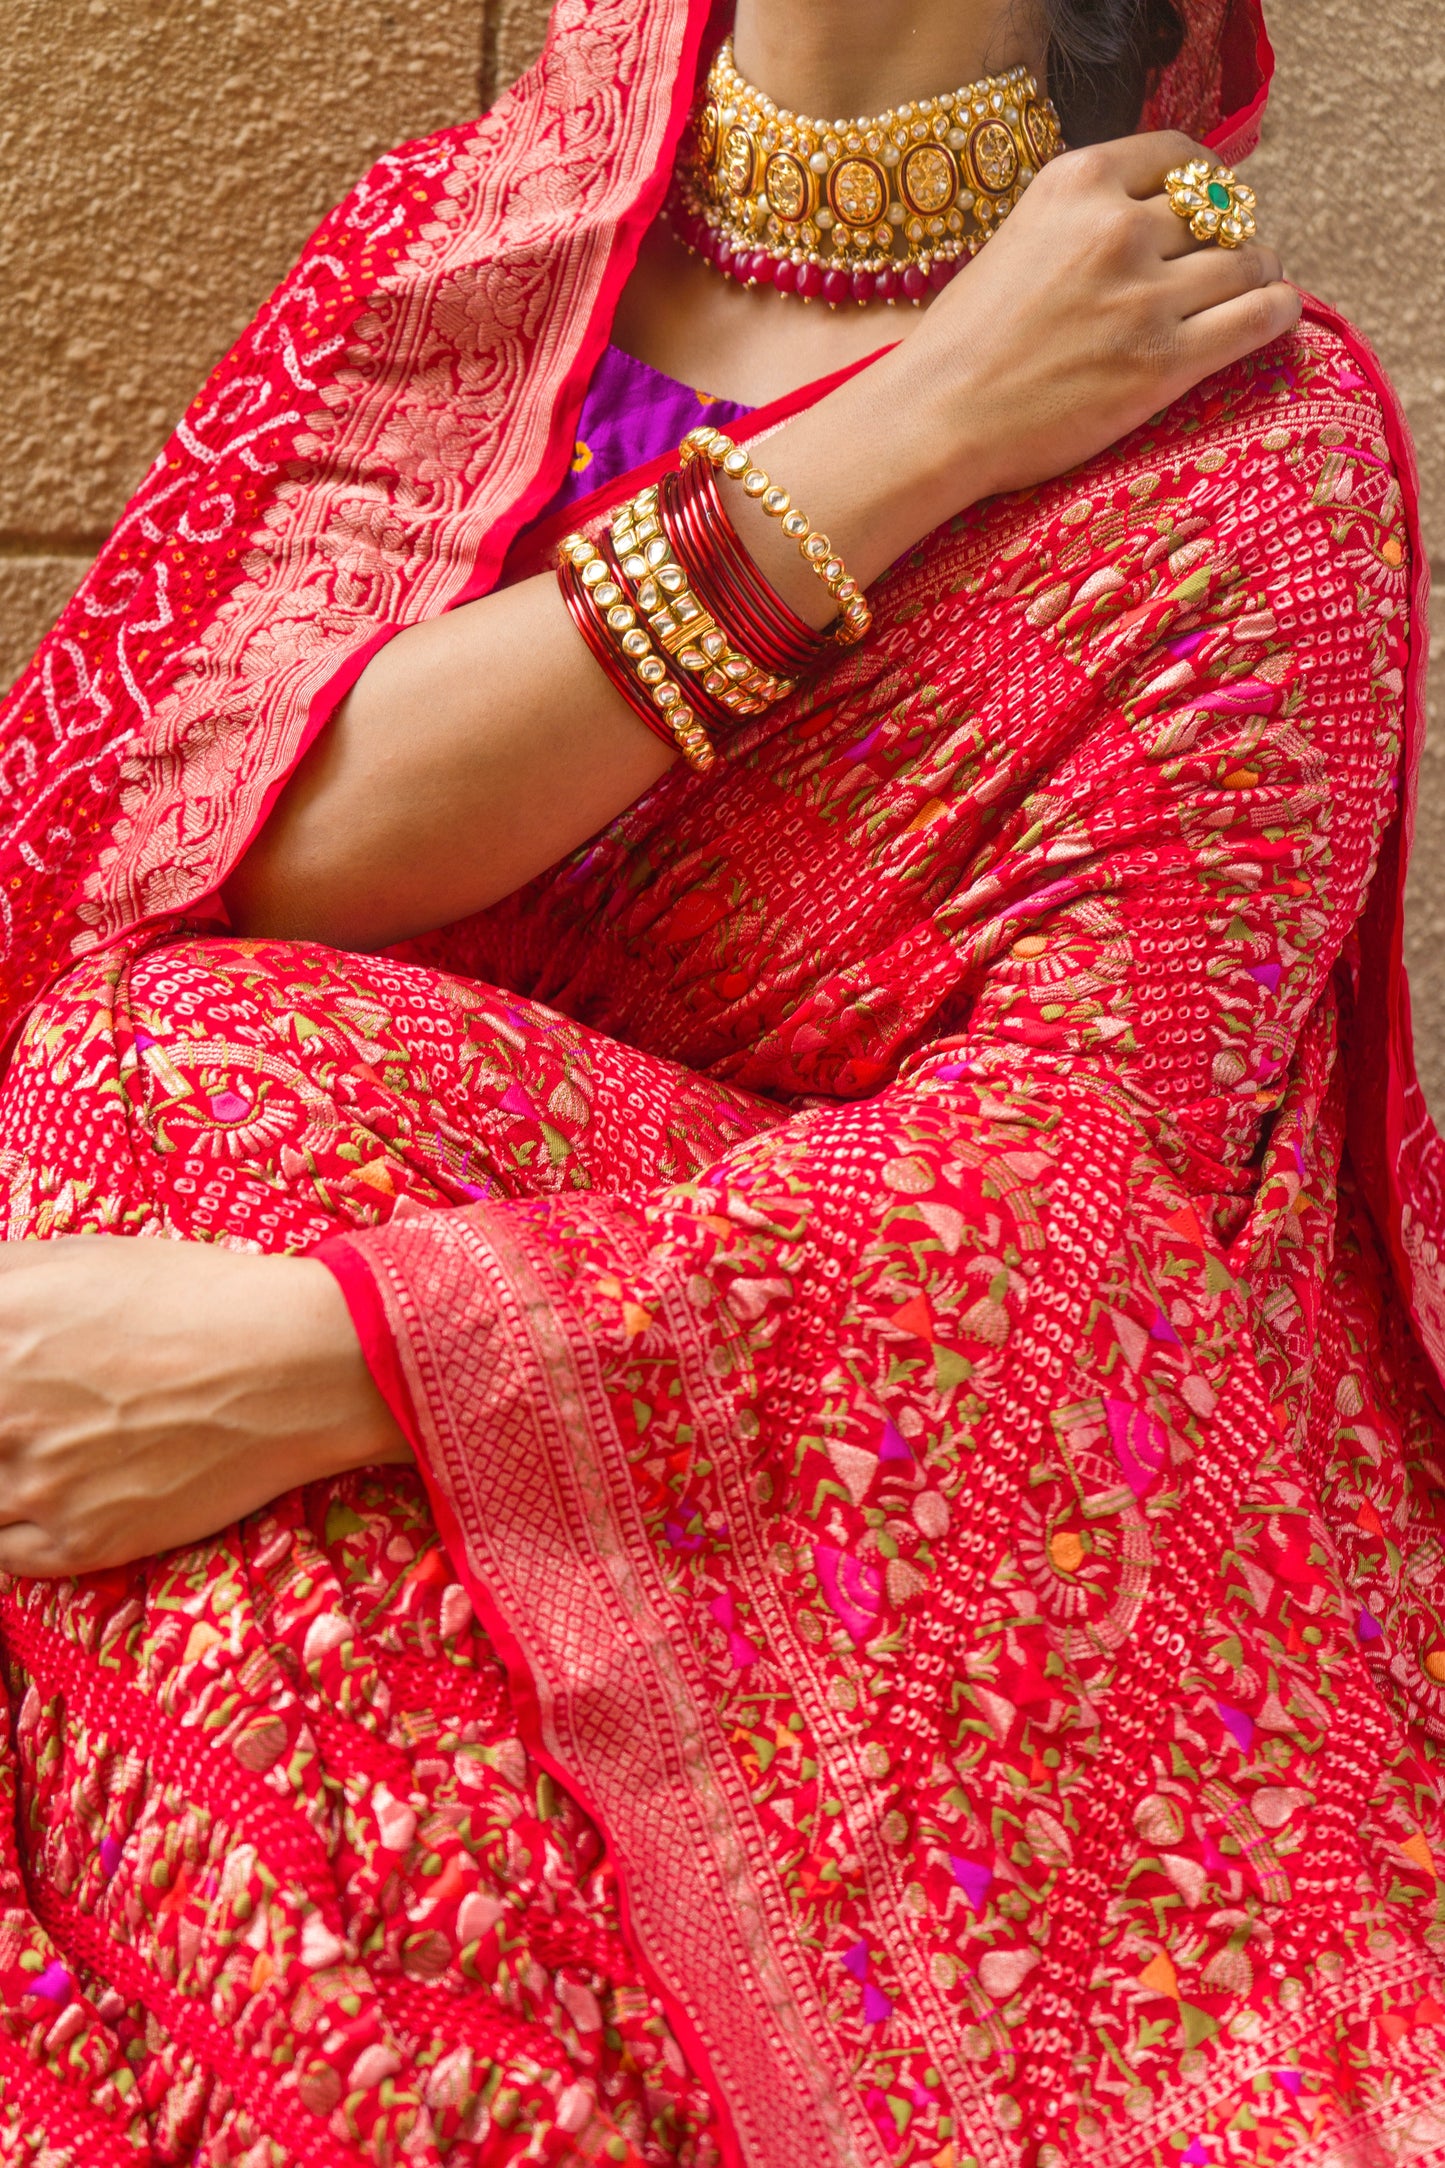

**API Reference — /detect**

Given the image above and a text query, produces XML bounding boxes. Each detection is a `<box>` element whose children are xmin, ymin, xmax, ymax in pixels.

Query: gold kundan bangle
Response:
<box><xmin>559</xmin><ymin>531</ymin><xmax>717</xmax><ymax>773</ymax></box>
<box><xmin>611</xmin><ymin>488</ymin><xmax>795</xmax><ymax>717</ymax></box>
<box><xmin>680</xmin><ymin>428</ymin><xmax>874</xmax><ymax>644</ymax></box>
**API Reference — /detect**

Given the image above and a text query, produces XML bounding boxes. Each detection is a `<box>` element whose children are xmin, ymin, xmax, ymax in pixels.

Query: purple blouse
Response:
<box><xmin>527</xmin><ymin>342</ymin><xmax>755</xmax><ymax>535</ymax></box>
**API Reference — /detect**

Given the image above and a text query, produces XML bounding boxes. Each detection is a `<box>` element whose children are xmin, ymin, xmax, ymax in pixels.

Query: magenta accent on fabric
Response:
<box><xmin>513</xmin><ymin>342</ymin><xmax>754</xmax><ymax>549</ymax></box>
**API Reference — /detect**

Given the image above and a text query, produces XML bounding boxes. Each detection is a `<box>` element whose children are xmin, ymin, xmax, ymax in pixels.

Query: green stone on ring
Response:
<box><xmin>1207</xmin><ymin>180</ymin><xmax>1233</xmax><ymax>211</ymax></box>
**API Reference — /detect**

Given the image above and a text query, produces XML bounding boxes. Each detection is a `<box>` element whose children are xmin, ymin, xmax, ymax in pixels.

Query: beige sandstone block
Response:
<box><xmin>1247</xmin><ymin>0</ymin><xmax>1443</xmax><ymax>551</ymax></box>
<box><xmin>0</xmin><ymin>0</ymin><xmax>486</xmax><ymax>771</ymax></box>
<box><xmin>0</xmin><ymin>0</ymin><xmax>485</xmax><ymax>545</ymax></box>
<box><xmin>481</xmin><ymin>0</ymin><xmax>553</xmax><ymax>104</ymax></box>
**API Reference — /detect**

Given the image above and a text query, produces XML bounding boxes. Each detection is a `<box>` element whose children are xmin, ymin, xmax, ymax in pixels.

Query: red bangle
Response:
<box><xmin>667</xmin><ymin>492</ymin><xmax>797</xmax><ymax>688</ymax></box>
<box><xmin>558</xmin><ymin>550</ymin><xmax>695</xmax><ymax>758</ymax></box>
<box><xmin>663</xmin><ymin>467</ymin><xmax>781</xmax><ymax>675</ymax></box>
<box><xmin>668</xmin><ymin>460</ymin><xmax>828</xmax><ymax>680</ymax></box>
<box><xmin>680</xmin><ymin>426</ymin><xmax>874</xmax><ymax>648</ymax></box>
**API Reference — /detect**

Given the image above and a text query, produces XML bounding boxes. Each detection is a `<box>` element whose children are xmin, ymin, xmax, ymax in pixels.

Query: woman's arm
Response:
<box><xmin>0</xmin><ymin>1240</ymin><xmax>410</xmax><ymax>1578</ymax></box>
<box><xmin>223</xmin><ymin>573</ymin><xmax>680</xmax><ymax>951</ymax></box>
<box><xmin>225</xmin><ymin>130</ymin><xmax>1299</xmax><ymax>954</ymax></box>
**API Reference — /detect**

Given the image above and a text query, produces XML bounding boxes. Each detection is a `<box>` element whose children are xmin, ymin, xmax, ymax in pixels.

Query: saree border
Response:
<box><xmin>74</xmin><ymin>0</ymin><xmax>709</xmax><ymax>958</ymax></box>
<box><xmin>1302</xmin><ymin>296</ymin><xmax>1445</xmax><ymax>1395</ymax></box>
<box><xmin>359</xmin><ymin>1207</ymin><xmax>881</xmax><ymax>2168</ymax></box>
<box><xmin>338</xmin><ymin>1055</ymin><xmax>1445</xmax><ymax>2168</ymax></box>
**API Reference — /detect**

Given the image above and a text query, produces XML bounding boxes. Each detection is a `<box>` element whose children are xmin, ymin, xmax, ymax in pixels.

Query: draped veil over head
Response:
<box><xmin>1144</xmin><ymin>0</ymin><xmax>1273</xmax><ymax>153</ymax></box>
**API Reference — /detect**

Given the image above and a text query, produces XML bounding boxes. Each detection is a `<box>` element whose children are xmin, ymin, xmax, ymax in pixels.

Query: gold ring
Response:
<box><xmin>1164</xmin><ymin>159</ymin><xmax>1259</xmax><ymax>250</ymax></box>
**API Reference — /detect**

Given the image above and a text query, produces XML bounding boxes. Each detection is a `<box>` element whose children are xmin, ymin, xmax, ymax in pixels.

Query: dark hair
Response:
<box><xmin>1043</xmin><ymin>0</ymin><xmax>1186</xmax><ymax>144</ymax></box>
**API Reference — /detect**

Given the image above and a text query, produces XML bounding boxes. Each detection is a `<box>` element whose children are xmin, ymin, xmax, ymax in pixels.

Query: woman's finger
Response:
<box><xmin>1141</xmin><ymin>189</ymin><xmax>1237</xmax><ymax>263</ymax></box>
<box><xmin>1179</xmin><ymin>281</ymin><xmax>1304</xmax><ymax>380</ymax></box>
<box><xmin>1093</xmin><ymin>129</ymin><xmax>1211</xmax><ymax>202</ymax></box>
<box><xmin>0</xmin><ymin>1522</ymin><xmax>72</xmax><ymax>1578</ymax></box>
<box><xmin>1053</xmin><ymin>152</ymin><xmax>1262</xmax><ymax>270</ymax></box>
<box><xmin>1136</xmin><ymin>192</ymin><xmax>1276</xmax><ymax>272</ymax></box>
<box><xmin>1167</xmin><ymin>241</ymin><xmax>1286</xmax><ymax>313</ymax></box>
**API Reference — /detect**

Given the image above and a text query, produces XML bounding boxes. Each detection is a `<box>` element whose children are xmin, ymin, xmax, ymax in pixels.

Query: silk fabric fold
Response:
<box><xmin>5</xmin><ymin>2</ymin><xmax>1445</xmax><ymax>2165</ymax></box>
<box><xmin>320</xmin><ymin>298</ymin><xmax>1445</xmax><ymax>2167</ymax></box>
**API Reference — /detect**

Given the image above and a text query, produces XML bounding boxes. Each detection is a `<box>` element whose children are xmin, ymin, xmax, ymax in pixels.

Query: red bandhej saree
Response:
<box><xmin>2</xmin><ymin>2</ymin><xmax>1444</xmax><ymax>2164</ymax></box>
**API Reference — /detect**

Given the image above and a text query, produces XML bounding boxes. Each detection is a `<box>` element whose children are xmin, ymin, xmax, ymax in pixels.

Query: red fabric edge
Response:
<box><xmin>310</xmin><ymin>1234</ymin><xmax>753</xmax><ymax>2168</ymax></box>
<box><xmin>443</xmin><ymin>0</ymin><xmax>716</xmax><ymax>620</ymax></box>
<box><xmin>201</xmin><ymin>624</ymin><xmax>403</xmax><ymax>930</ymax></box>
<box><xmin>1291</xmin><ymin>294</ymin><xmax>1438</xmax><ymax>1367</ymax></box>
<box><xmin>408</xmin><ymin>1429</ymin><xmax>752</xmax><ymax>2168</ymax></box>
<box><xmin>313</xmin><ymin>1236</ymin><xmax>422</xmax><ymax>1447</ymax></box>
<box><xmin>1206</xmin><ymin>0</ymin><xmax>1276</xmax><ymax>160</ymax></box>
<box><xmin>501</xmin><ymin>344</ymin><xmax>898</xmax><ymax>587</ymax></box>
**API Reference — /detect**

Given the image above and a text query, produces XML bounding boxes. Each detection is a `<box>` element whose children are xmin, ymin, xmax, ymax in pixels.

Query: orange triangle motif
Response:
<box><xmin>1138</xmin><ymin>1950</ymin><xmax>1180</xmax><ymax>2000</ymax></box>
<box><xmin>893</xmin><ymin>1294</ymin><xmax>935</xmax><ymax>1343</ymax></box>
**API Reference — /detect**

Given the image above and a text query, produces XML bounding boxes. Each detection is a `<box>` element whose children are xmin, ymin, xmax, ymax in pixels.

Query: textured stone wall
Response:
<box><xmin>480</xmin><ymin>0</ymin><xmax>551</xmax><ymax>109</ymax></box>
<box><xmin>1246</xmin><ymin>0</ymin><xmax>1445</xmax><ymax>1105</ymax></box>
<box><xmin>4</xmin><ymin>0</ymin><xmax>1442</xmax><ymax>1090</ymax></box>
<box><xmin>0</xmin><ymin>0</ymin><xmax>487</xmax><ymax>682</ymax></box>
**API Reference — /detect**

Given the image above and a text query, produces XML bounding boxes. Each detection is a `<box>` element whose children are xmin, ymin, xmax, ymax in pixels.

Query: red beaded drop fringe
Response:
<box><xmin>668</xmin><ymin>197</ymin><xmax>964</xmax><ymax>309</ymax></box>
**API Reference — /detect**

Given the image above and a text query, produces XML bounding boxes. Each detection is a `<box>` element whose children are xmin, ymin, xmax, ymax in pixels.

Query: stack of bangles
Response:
<box><xmin>557</xmin><ymin>426</ymin><xmax>874</xmax><ymax>773</ymax></box>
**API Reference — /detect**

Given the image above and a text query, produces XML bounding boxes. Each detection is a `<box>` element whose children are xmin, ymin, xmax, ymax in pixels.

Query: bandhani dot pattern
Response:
<box><xmin>0</xmin><ymin>311</ymin><xmax>1441</xmax><ymax>2164</ymax></box>
<box><xmin>0</xmin><ymin>0</ymin><xmax>1442</xmax><ymax>2158</ymax></box>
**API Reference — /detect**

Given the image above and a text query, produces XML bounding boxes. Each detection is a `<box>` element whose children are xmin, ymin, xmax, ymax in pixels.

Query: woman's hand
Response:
<box><xmin>910</xmin><ymin>129</ymin><xmax>1301</xmax><ymax>502</ymax></box>
<box><xmin>735</xmin><ymin>131</ymin><xmax>1301</xmax><ymax>622</ymax></box>
<box><xmin>0</xmin><ymin>1237</ymin><xmax>411</xmax><ymax>1578</ymax></box>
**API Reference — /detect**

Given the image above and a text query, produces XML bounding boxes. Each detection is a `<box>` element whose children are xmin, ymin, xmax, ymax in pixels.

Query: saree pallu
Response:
<box><xmin>3</xmin><ymin>0</ymin><xmax>1445</xmax><ymax>2163</ymax></box>
<box><xmin>320</xmin><ymin>320</ymin><xmax>1445</xmax><ymax>2168</ymax></box>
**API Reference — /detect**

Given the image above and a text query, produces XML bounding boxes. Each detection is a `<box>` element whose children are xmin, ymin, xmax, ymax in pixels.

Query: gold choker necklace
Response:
<box><xmin>671</xmin><ymin>38</ymin><xmax>1064</xmax><ymax>307</ymax></box>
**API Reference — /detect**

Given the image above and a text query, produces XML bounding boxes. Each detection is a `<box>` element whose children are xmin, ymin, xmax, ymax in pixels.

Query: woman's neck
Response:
<box><xmin>729</xmin><ymin>0</ymin><xmax>1045</xmax><ymax>119</ymax></box>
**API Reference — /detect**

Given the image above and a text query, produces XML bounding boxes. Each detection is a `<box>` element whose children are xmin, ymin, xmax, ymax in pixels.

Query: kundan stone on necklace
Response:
<box><xmin>670</xmin><ymin>37</ymin><xmax>1065</xmax><ymax>306</ymax></box>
